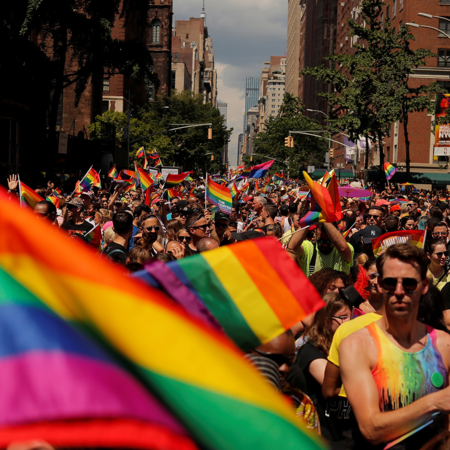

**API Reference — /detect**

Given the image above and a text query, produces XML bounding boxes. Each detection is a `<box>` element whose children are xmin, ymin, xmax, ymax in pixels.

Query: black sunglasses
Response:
<box><xmin>145</xmin><ymin>226</ymin><xmax>160</xmax><ymax>232</ymax></box>
<box><xmin>253</xmin><ymin>349</ymin><xmax>295</xmax><ymax>367</ymax></box>
<box><xmin>433</xmin><ymin>231</ymin><xmax>448</xmax><ymax>236</ymax></box>
<box><xmin>434</xmin><ymin>251</ymin><xmax>449</xmax><ymax>258</ymax></box>
<box><xmin>192</xmin><ymin>224</ymin><xmax>210</xmax><ymax>231</ymax></box>
<box><xmin>317</xmin><ymin>239</ymin><xmax>332</xmax><ymax>245</ymax></box>
<box><xmin>380</xmin><ymin>277</ymin><xmax>419</xmax><ymax>292</ymax></box>
<box><xmin>367</xmin><ymin>214</ymin><xmax>382</xmax><ymax>219</ymax></box>
<box><xmin>178</xmin><ymin>235</ymin><xmax>191</xmax><ymax>242</ymax></box>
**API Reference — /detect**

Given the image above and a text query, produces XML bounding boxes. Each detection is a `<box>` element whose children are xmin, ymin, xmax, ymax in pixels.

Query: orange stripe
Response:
<box><xmin>228</xmin><ymin>241</ymin><xmax>306</xmax><ymax>326</ymax></box>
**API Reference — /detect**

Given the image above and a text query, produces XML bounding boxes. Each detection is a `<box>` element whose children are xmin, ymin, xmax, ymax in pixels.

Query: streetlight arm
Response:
<box><xmin>406</xmin><ymin>22</ymin><xmax>450</xmax><ymax>40</ymax></box>
<box><xmin>306</xmin><ymin>109</ymin><xmax>330</xmax><ymax>119</ymax></box>
<box><xmin>418</xmin><ymin>12</ymin><xmax>450</xmax><ymax>23</ymax></box>
<box><xmin>289</xmin><ymin>131</ymin><xmax>355</xmax><ymax>148</ymax></box>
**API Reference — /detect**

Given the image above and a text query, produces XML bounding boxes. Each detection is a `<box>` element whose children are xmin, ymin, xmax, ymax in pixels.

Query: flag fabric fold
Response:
<box><xmin>164</xmin><ymin>173</ymin><xmax>191</xmax><ymax>189</ymax></box>
<box><xmin>19</xmin><ymin>181</ymin><xmax>44</xmax><ymax>208</ymax></box>
<box><xmin>108</xmin><ymin>165</ymin><xmax>118</xmax><ymax>179</ymax></box>
<box><xmin>206</xmin><ymin>176</ymin><xmax>233</xmax><ymax>215</ymax></box>
<box><xmin>249</xmin><ymin>160</ymin><xmax>275</xmax><ymax>179</ymax></box>
<box><xmin>384</xmin><ymin>162</ymin><xmax>397</xmax><ymax>181</ymax></box>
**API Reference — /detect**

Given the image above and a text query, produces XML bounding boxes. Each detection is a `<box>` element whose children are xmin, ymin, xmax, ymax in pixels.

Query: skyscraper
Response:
<box><xmin>244</xmin><ymin>77</ymin><xmax>259</xmax><ymax>132</ymax></box>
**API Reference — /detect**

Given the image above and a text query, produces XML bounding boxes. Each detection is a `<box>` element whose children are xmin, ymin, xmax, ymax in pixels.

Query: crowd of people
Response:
<box><xmin>6</xmin><ymin>171</ymin><xmax>450</xmax><ymax>450</ymax></box>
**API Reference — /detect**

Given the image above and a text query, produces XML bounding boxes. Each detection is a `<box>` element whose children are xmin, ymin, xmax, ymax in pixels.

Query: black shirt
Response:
<box><xmin>288</xmin><ymin>341</ymin><xmax>354</xmax><ymax>445</ymax></box>
<box><xmin>102</xmin><ymin>242</ymin><xmax>128</xmax><ymax>265</ymax></box>
<box><xmin>61</xmin><ymin>220</ymin><xmax>94</xmax><ymax>238</ymax></box>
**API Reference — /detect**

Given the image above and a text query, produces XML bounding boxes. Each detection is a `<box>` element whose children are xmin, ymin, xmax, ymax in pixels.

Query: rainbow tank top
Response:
<box><xmin>367</xmin><ymin>322</ymin><xmax>447</xmax><ymax>412</ymax></box>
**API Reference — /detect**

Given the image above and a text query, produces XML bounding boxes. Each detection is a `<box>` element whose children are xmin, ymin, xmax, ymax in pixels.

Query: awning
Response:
<box><xmin>312</xmin><ymin>169</ymin><xmax>354</xmax><ymax>179</ymax></box>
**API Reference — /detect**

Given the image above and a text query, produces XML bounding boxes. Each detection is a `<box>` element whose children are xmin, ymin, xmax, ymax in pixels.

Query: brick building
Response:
<box><xmin>331</xmin><ymin>0</ymin><xmax>450</xmax><ymax>188</ymax></box>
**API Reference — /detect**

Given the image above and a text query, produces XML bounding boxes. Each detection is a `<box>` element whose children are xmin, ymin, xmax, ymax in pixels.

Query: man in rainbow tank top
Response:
<box><xmin>340</xmin><ymin>244</ymin><xmax>450</xmax><ymax>450</ymax></box>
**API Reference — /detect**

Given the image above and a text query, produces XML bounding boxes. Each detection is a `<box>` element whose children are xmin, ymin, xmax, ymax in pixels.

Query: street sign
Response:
<box><xmin>307</xmin><ymin>165</ymin><xmax>315</xmax><ymax>174</ymax></box>
<box><xmin>161</xmin><ymin>166</ymin><xmax>180</xmax><ymax>179</ymax></box>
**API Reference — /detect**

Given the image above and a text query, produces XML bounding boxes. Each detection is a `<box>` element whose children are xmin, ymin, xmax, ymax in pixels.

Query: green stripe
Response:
<box><xmin>177</xmin><ymin>257</ymin><xmax>260</xmax><ymax>350</ymax></box>
<box><xmin>142</xmin><ymin>371</ymin><xmax>325</xmax><ymax>450</ymax></box>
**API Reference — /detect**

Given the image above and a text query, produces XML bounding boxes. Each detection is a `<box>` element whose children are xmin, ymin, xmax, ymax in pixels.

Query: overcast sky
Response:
<box><xmin>173</xmin><ymin>0</ymin><xmax>288</xmax><ymax>167</ymax></box>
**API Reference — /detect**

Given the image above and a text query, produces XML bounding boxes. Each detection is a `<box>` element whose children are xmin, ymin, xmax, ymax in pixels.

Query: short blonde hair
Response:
<box><xmin>103</xmin><ymin>227</ymin><xmax>116</xmax><ymax>245</ymax></box>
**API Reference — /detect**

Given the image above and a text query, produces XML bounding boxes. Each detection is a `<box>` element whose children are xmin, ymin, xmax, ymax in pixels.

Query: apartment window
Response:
<box><xmin>439</xmin><ymin>81</ymin><xmax>450</xmax><ymax>91</ymax></box>
<box><xmin>393</xmin><ymin>144</ymin><xmax>398</xmax><ymax>163</ymax></box>
<box><xmin>439</xmin><ymin>18</ymin><xmax>450</xmax><ymax>38</ymax></box>
<box><xmin>387</xmin><ymin>146</ymin><xmax>390</xmax><ymax>162</ymax></box>
<box><xmin>102</xmin><ymin>101</ymin><xmax>109</xmax><ymax>114</ymax></box>
<box><xmin>439</xmin><ymin>49</ymin><xmax>450</xmax><ymax>67</ymax></box>
<box><xmin>186</xmin><ymin>34</ymin><xmax>189</xmax><ymax>39</ymax></box>
<box><xmin>175</xmin><ymin>53</ymin><xmax>178</xmax><ymax>60</ymax></box>
<box><xmin>381</xmin><ymin>13</ymin><xmax>384</xmax><ymax>27</ymax></box>
<box><xmin>272</xmin><ymin>94</ymin><xmax>276</xmax><ymax>97</ymax></box>
<box><xmin>152</xmin><ymin>19</ymin><xmax>160</xmax><ymax>44</ymax></box>
<box><xmin>386</xmin><ymin>6</ymin><xmax>390</xmax><ymax>20</ymax></box>
<box><xmin>393</xmin><ymin>0</ymin><xmax>396</xmax><ymax>17</ymax></box>
<box><xmin>400</xmin><ymin>0</ymin><xmax>403</xmax><ymax>9</ymax></box>
<box><xmin>399</xmin><ymin>21</ymin><xmax>403</xmax><ymax>29</ymax></box>
<box><xmin>103</xmin><ymin>78</ymin><xmax>110</xmax><ymax>92</ymax></box>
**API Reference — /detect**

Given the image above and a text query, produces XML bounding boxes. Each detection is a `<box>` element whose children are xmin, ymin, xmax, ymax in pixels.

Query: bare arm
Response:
<box><xmin>322</xmin><ymin>361</ymin><xmax>343</xmax><ymax>400</ymax></box>
<box><xmin>308</xmin><ymin>359</ymin><xmax>327</xmax><ymax>386</ymax></box>
<box><xmin>340</xmin><ymin>331</ymin><xmax>449</xmax><ymax>445</ymax></box>
<box><xmin>323</xmin><ymin>222</ymin><xmax>352</xmax><ymax>263</ymax></box>
<box><xmin>287</xmin><ymin>227</ymin><xmax>308</xmax><ymax>256</ymax></box>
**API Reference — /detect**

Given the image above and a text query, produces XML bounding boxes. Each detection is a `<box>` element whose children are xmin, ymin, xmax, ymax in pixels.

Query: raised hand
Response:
<box><xmin>7</xmin><ymin>174</ymin><xmax>18</xmax><ymax>191</ymax></box>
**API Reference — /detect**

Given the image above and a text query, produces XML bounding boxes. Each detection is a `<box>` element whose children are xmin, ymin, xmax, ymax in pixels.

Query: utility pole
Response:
<box><xmin>126</xmin><ymin>90</ymin><xmax>131</xmax><ymax>167</ymax></box>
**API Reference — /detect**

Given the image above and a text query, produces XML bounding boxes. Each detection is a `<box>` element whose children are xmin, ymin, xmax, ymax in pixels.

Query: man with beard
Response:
<box><xmin>289</xmin><ymin>222</ymin><xmax>354</xmax><ymax>276</ymax></box>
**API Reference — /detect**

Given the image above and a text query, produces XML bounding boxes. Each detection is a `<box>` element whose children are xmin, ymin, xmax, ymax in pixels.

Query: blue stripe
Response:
<box><xmin>0</xmin><ymin>304</ymin><xmax>114</xmax><ymax>363</ymax></box>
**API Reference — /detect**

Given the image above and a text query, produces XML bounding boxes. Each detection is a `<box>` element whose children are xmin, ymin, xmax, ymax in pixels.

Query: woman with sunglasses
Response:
<box><xmin>288</xmin><ymin>293</ymin><xmax>353</xmax><ymax>444</ymax></box>
<box><xmin>175</xmin><ymin>229</ymin><xmax>193</xmax><ymax>257</ymax></box>
<box><xmin>138</xmin><ymin>214</ymin><xmax>167</xmax><ymax>256</ymax></box>
<box><xmin>427</xmin><ymin>238</ymin><xmax>450</xmax><ymax>290</ymax></box>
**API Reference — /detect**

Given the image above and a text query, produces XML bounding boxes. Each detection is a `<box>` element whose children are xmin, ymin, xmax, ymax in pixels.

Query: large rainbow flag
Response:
<box><xmin>0</xmin><ymin>187</ymin><xmax>325</xmax><ymax>450</ymax></box>
<box><xmin>19</xmin><ymin>181</ymin><xmax>44</xmax><ymax>208</ymax></box>
<box><xmin>206</xmin><ymin>175</ymin><xmax>233</xmax><ymax>215</ymax></box>
<box><xmin>137</xmin><ymin>238</ymin><xmax>324</xmax><ymax>350</ymax></box>
<box><xmin>371</xmin><ymin>229</ymin><xmax>426</xmax><ymax>258</ymax></box>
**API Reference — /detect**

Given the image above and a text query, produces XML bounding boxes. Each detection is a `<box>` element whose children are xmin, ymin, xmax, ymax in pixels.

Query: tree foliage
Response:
<box><xmin>302</xmin><ymin>0</ymin><xmax>442</xmax><ymax>185</ymax></box>
<box><xmin>252</xmin><ymin>93</ymin><xmax>328</xmax><ymax>177</ymax></box>
<box><xmin>89</xmin><ymin>91</ymin><xmax>232</xmax><ymax>173</ymax></box>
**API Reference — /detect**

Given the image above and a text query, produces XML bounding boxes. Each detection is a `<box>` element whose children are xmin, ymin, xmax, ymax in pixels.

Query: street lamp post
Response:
<box><xmin>406</xmin><ymin>22</ymin><xmax>450</xmax><ymax>40</ymax></box>
<box><xmin>306</xmin><ymin>109</ymin><xmax>330</xmax><ymax>119</ymax></box>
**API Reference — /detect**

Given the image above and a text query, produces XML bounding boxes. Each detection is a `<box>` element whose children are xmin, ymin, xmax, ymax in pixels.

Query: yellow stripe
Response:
<box><xmin>0</xmin><ymin>254</ymin><xmax>296</xmax><ymax>423</ymax></box>
<box><xmin>201</xmin><ymin>247</ymin><xmax>284</xmax><ymax>342</ymax></box>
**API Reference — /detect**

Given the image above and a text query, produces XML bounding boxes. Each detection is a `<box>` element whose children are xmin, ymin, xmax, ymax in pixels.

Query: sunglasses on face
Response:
<box><xmin>317</xmin><ymin>239</ymin><xmax>332</xmax><ymax>245</ymax></box>
<box><xmin>367</xmin><ymin>214</ymin><xmax>382</xmax><ymax>219</ymax></box>
<box><xmin>332</xmin><ymin>315</ymin><xmax>350</xmax><ymax>323</ymax></box>
<box><xmin>380</xmin><ymin>277</ymin><xmax>419</xmax><ymax>292</ymax></box>
<box><xmin>145</xmin><ymin>226</ymin><xmax>160</xmax><ymax>232</ymax></box>
<box><xmin>253</xmin><ymin>349</ymin><xmax>295</xmax><ymax>367</ymax></box>
<box><xmin>433</xmin><ymin>232</ymin><xmax>448</xmax><ymax>236</ymax></box>
<box><xmin>178</xmin><ymin>235</ymin><xmax>191</xmax><ymax>242</ymax></box>
<box><xmin>192</xmin><ymin>224</ymin><xmax>210</xmax><ymax>231</ymax></box>
<box><xmin>434</xmin><ymin>251</ymin><xmax>449</xmax><ymax>258</ymax></box>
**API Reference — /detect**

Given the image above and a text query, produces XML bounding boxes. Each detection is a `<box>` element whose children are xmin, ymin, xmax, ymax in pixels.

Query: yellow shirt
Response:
<box><xmin>328</xmin><ymin>312</ymin><xmax>382</xmax><ymax>397</ymax></box>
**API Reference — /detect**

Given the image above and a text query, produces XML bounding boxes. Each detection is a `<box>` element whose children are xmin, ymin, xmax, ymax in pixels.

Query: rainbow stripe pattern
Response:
<box><xmin>303</xmin><ymin>172</ymin><xmax>339</xmax><ymax>222</ymax></box>
<box><xmin>371</xmin><ymin>230</ymin><xmax>426</xmax><ymax>257</ymax></box>
<box><xmin>80</xmin><ymin>167</ymin><xmax>100</xmax><ymax>190</ymax></box>
<box><xmin>206</xmin><ymin>176</ymin><xmax>233</xmax><ymax>215</ymax></box>
<box><xmin>164</xmin><ymin>173</ymin><xmax>191</xmax><ymax>189</ymax></box>
<box><xmin>108</xmin><ymin>165</ymin><xmax>118</xmax><ymax>179</ymax></box>
<box><xmin>46</xmin><ymin>194</ymin><xmax>60</xmax><ymax>209</ymax></box>
<box><xmin>0</xmin><ymin>187</ymin><xmax>325</xmax><ymax>450</ymax></box>
<box><xmin>230</xmin><ymin>181</ymin><xmax>238</xmax><ymax>198</ymax></box>
<box><xmin>137</xmin><ymin>167</ymin><xmax>155</xmax><ymax>191</ymax></box>
<box><xmin>384</xmin><ymin>162</ymin><xmax>397</xmax><ymax>181</ymax></box>
<box><xmin>367</xmin><ymin>322</ymin><xmax>447</xmax><ymax>412</ymax></box>
<box><xmin>137</xmin><ymin>238</ymin><xmax>325</xmax><ymax>350</ymax></box>
<box><xmin>19</xmin><ymin>181</ymin><xmax>44</xmax><ymax>208</ymax></box>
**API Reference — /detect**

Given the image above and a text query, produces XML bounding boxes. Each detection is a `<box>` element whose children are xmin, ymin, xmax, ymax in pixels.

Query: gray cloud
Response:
<box><xmin>173</xmin><ymin>0</ymin><xmax>288</xmax><ymax>166</ymax></box>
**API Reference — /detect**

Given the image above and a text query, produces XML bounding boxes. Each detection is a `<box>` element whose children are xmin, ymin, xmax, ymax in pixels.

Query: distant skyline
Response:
<box><xmin>173</xmin><ymin>0</ymin><xmax>288</xmax><ymax>166</ymax></box>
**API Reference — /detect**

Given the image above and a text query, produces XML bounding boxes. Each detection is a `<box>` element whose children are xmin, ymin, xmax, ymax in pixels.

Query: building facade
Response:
<box><xmin>286</xmin><ymin>0</ymin><xmax>302</xmax><ymax>97</ymax></box>
<box><xmin>331</xmin><ymin>0</ymin><xmax>450</xmax><ymax>188</ymax></box>
<box><xmin>244</xmin><ymin>78</ymin><xmax>260</xmax><ymax>132</ymax></box>
<box><xmin>218</xmin><ymin>101</ymin><xmax>229</xmax><ymax>165</ymax></box>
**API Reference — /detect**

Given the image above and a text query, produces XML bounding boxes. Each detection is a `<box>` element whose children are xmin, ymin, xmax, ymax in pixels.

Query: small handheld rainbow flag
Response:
<box><xmin>83</xmin><ymin>223</ymin><xmax>102</xmax><ymax>249</ymax></box>
<box><xmin>79</xmin><ymin>167</ymin><xmax>100</xmax><ymax>190</ymax></box>
<box><xmin>55</xmin><ymin>188</ymin><xmax>62</xmax><ymax>196</ymax></box>
<box><xmin>154</xmin><ymin>157</ymin><xmax>163</xmax><ymax>167</ymax></box>
<box><xmin>143</xmin><ymin>154</ymin><xmax>149</xmax><ymax>170</ymax></box>
<box><xmin>384</xmin><ymin>162</ymin><xmax>397</xmax><ymax>181</ymax></box>
<box><xmin>46</xmin><ymin>194</ymin><xmax>60</xmax><ymax>209</ymax></box>
<box><xmin>124</xmin><ymin>183</ymin><xmax>137</xmax><ymax>194</ymax></box>
<box><xmin>136</xmin><ymin>146</ymin><xmax>145</xmax><ymax>158</ymax></box>
<box><xmin>206</xmin><ymin>176</ymin><xmax>233</xmax><ymax>215</ymax></box>
<box><xmin>137</xmin><ymin>166</ymin><xmax>155</xmax><ymax>191</ymax></box>
<box><xmin>122</xmin><ymin>169</ymin><xmax>137</xmax><ymax>179</ymax></box>
<box><xmin>108</xmin><ymin>165</ymin><xmax>118</xmax><ymax>179</ymax></box>
<box><xmin>273</xmin><ymin>173</ymin><xmax>285</xmax><ymax>181</ymax></box>
<box><xmin>230</xmin><ymin>181</ymin><xmax>238</xmax><ymax>199</ymax></box>
<box><xmin>19</xmin><ymin>181</ymin><xmax>44</xmax><ymax>208</ymax></box>
<box><xmin>371</xmin><ymin>230</ymin><xmax>426</xmax><ymax>258</ymax></box>
<box><xmin>164</xmin><ymin>173</ymin><xmax>192</xmax><ymax>189</ymax></box>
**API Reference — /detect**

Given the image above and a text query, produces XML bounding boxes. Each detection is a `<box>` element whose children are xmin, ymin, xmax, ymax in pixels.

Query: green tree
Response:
<box><xmin>253</xmin><ymin>93</ymin><xmax>328</xmax><ymax>177</ymax></box>
<box><xmin>89</xmin><ymin>91</ymin><xmax>232</xmax><ymax>173</ymax></box>
<box><xmin>302</xmin><ymin>0</ymin><xmax>441</xmax><ymax>186</ymax></box>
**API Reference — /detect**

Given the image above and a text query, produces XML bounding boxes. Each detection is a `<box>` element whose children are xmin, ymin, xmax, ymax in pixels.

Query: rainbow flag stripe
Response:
<box><xmin>303</xmin><ymin>172</ymin><xmax>337</xmax><ymax>222</ymax></box>
<box><xmin>154</xmin><ymin>157</ymin><xmax>163</xmax><ymax>167</ymax></box>
<box><xmin>108</xmin><ymin>165</ymin><xmax>118</xmax><ymax>179</ymax></box>
<box><xmin>0</xmin><ymin>188</ymin><xmax>325</xmax><ymax>450</ymax></box>
<box><xmin>206</xmin><ymin>176</ymin><xmax>232</xmax><ymax>215</ymax></box>
<box><xmin>124</xmin><ymin>183</ymin><xmax>137</xmax><ymax>194</ymax></box>
<box><xmin>46</xmin><ymin>195</ymin><xmax>60</xmax><ymax>209</ymax></box>
<box><xmin>164</xmin><ymin>173</ymin><xmax>191</xmax><ymax>189</ymax></box>
<box><xmin>137</xmin><ymin>238</ymin><xmax>324</xmax><ymax>351</ymax></box>
<box><xmin>19</xmin><ymin>181</ymin><xmax>44</xmax><ymax>208</ymax></box>
<box><xmin>137</xmin><ymin>167</ymin><xmax>155</xmax><ymax>191</ymax></box>
<box><xmin>230</xmin><ymin>182</ymin><xmax>238</xmax><ymax>199</ymax></box>
<box><xmin>80</xmin><ymin>167</ymin><xmax>100</xmax><ymax>190</ymax></box>
<box><xmin>371</xmin><ymin>230</ymin><xmax>426</xmax><ymax>258</ymax></box>
<box><xmin>143</xmin><ymin>154</ymin><xmax>149</xmax><ymax>170</ymax></box>
<box><xmin>384</xmin><ymin>162</ymin><xmax>397</xmax><ymax>181</ymax></box>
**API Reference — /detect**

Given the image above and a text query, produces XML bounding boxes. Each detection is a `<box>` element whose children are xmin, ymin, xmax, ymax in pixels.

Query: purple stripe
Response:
<box><xmin>144</xmin><ymin>261</ymin><xmax>223</xmax><ymax>331</ymax></box>
<box><xmin>0</xmin><ymin>351</ymin><xmax>186</xmax><ymax>435</ymax></box>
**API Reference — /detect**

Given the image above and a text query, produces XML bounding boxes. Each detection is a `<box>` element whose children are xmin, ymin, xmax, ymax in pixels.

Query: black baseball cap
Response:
<box><xmin>361</xmin><ymin>225</ymin><xmax>382</xmax><ymax>244</ymax></box>
<box><xmin>214</xmin><ymin>211</ymin><xmax>230</xmax><ymax>222</ymax></box>
<box><xmin>175</xmin><ymin>200</ymin><xmax>192</xmax><ymax>215</ymax></box>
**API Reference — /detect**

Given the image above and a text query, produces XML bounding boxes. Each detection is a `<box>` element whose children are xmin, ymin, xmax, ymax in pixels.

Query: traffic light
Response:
<box><xmin>284</xmin><ymin>137</ymin><xmax>290</xmax><ymax>147</ymax></box>
<box><xmin>250</xmin><ymin>155</ymin><xmax>253</xmax><ymax>161</ymax></box>
<box><xmin>208</xmin><ymin>128</ymin><xmax>213</xmax><ymax>139</ymax></box>
<box><xmin>211</xmin><ymin>155</ymin><xmax>214</xmax><ymax>161</ymax></box>
<box><xmin>289</xmin><ymin>136</ymin><xmax>294</xmax><ymax>148</ymax></box>
<box><xmin>329</xmin><ymin>148</ymin><xmax>334</xmax><ymax>158</ymax></box>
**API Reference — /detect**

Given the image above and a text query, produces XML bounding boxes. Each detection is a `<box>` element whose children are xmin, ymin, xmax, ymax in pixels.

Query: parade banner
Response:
<box><xmin>371</xmin><ymin>230</ymin><xmax>426</xmax><ymax>258</ymax></box>
<box><xmin>434</xmin><ymin>94</ymin><xmax>450</xmax><ymax>156</ymax></box>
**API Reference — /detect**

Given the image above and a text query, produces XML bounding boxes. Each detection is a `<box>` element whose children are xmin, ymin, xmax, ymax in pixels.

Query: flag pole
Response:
<box><xmin>71</xmin><ymin>165</ymin><xmax>93</xmax><ymax>196</ymax></box>
<box><xmin>18</xmin><ymin>174</ymin><xmax>24</xmax><ymax>207</ymax></box>
<box><xmin>205</xmin><ymin>173</ymin><xmax>208</xmax><ymax>211</ymax></box>
<box><xmin>277</xmin><ymin>224</ymin><xmax>311</xmax><ymax>242</ymax></box>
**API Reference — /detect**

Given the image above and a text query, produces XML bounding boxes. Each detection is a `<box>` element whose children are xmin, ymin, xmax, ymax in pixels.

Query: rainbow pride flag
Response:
<box><xmin>143</xmin><ymin>154</ymin><xmax>149</xmax><ymax>170</ymax></box>
<box><xmin>137</xmin><ymin>146</ymin><xmax>145</xmax><ymax>158</ymax></box>
<box><xmin>0</xmin><ymin>187</ymin><xmax>325</xmax><ymax>450</ymax></box>
<box><xmin>371</xmin><ymin>230</ymin><xmax>426</xmax><ymax>258</ymax></box>
<box><xmin>303</xmin><ymin>172</ymin><xmax>338</xmax><ymax>222</ymax></box>
<box><xmin>55</xmin><ymin>188</ymin><xmax>62</xmax><ymax>196</ymax></box>
<box><xmin>239</xmin><ymin>167</ymin><xmax>251</xmax><ymax>179</ymax></box>
<box><xmin>122</xmin><ymin>169</ymin><xmax>137</xmax><ymax>180</ymax></box>
<box><xmin>19</xmin><ymin>181</ymin><xmax>44</xmax><ymax>208</ymax></box>
<box><xmin>83</xmin><ymin>223</ymin><xmax>101</xmax><ymax>249</ymax></box>
<box><xmin>165</xmin><ymin>173</ymin><xmax>191</xmax><ymax>189</ymax></box>
<box><xmin>230</xmin><ymin>181</ymin><xmax>238</xmax><ymax>198</ymax></box>
<box><xmin>124</xmin><ymin>182</ymin><xmax>137</xmax><ymax>194</ymax></box>
<box><xmin>108</xmin><ymin>165</ymin><xmax>118</xmax><ymax>179</ymax></box>
<box><xmin>206</xmin><ymin>176</ymin><xmax>233</xmax><ymax>215</ymax></box>
<box><xmin>154</xmin><ymin>157</ymin><xmax>163</xmax><ymax>167</ymax></box>
<box><xmin>46</xmin><ymin>194</ymin><xmax>60</xmax><ymax>209</ymax></box>
<box><xmin>137</xmin><ymin>238</ymin><xmax>324</xmax><ymax>350</ymax></box>
<box><xmin>273</xmin><ymin>173</ymin><xmax>285</xmax><ymax>181</ymax></box>
<box><xmin>137</xmin><ymin>167</ymin><xmax>155</xmax><ymax>191</ymax></box>
<box><xmin>384</xmin><ymin>162</ymin><xmax>397</xmax><ymax>181</ymax></box>
<box><xmin>79</xmin><ymin>167</ymin><xmax>100</xmax><ymax>190</ymax></box>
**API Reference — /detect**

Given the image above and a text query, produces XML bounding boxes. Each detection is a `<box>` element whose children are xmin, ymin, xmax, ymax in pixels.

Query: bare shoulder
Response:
<box><xmin>340</xmin><ymin>325</ymin><xmax>372</xmax><ymax>352</ymax></box>
<box><xmin>435</xmin><ymin>329</ymin><xmax>450</xmax><ymax>363</ymax></box>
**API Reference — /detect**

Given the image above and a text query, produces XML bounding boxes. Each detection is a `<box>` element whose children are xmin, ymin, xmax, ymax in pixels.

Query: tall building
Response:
<box><xmin>244</xmin><ymin>78</ymin><xmax>260</xmax><ymax>132</ymax></box>
<box><xmin>171</xmin><ymin>10</ymin><xmax>218</xmax><ymax>106</ymax></box>
<box><xmin>218</xmin><ymin>101</ymin><xmax>229</xmax><ymax>165</ymax></box>
<box><xmin>330</xmin><ymin>0</ymin><xmax>450</xmax><ymax>188</ymax></box>
<box><xmin>103</xmin><ymin>0</ymin><xmax>173</xmax><ymax>113</ymax></box>
<box><xmin>237</xmin><ymin>133</ymin><xmax>244</xmax><ymax>165</ymax></box>
<box><xmin>286</xmin><ymin>0</ymin><xmax>302</xmax><ymax>97</ymax></box>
